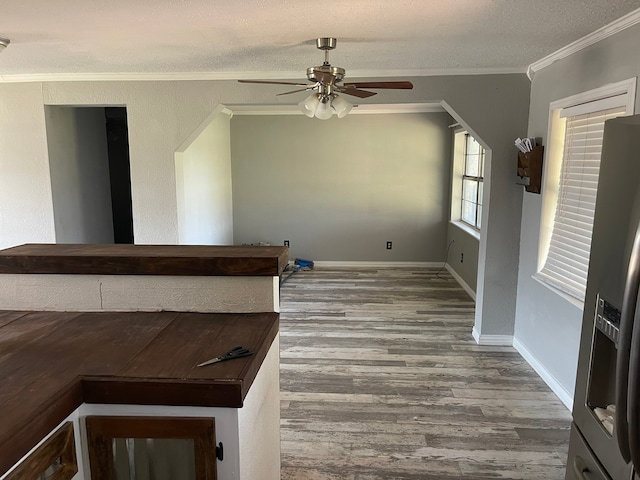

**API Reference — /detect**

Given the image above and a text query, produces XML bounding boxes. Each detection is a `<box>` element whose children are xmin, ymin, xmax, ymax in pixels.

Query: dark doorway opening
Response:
<box><xmin>105</xmin><ymin>107</ymin><xmax>134</xmax><ymax>244</ymax></box>
<box><xmin>45</xmin><ymin>105</ymin><xmax>134</xmax><ymax>244</ymax></box>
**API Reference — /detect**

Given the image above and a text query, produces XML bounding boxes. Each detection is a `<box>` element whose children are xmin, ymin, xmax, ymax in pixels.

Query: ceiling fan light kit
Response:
<box><xmin>0</xmin><ymin>37</ymin><xmax>10</xmax><ymax>53</ymax></box>
<box><xmin>239</xmin><ymin>37</ymin><xmax>413</xmax><ymax>120</ymax></box>
<box><xmin>298</xmin><ymin>92</ymin><xmax>352</xmax><ymax>120</ymax></box>
<box><xmin>299</xmin><ymin>94</ymin><xmax>320</xmax><ymax>118</ymax></box>
<box><xmin>314</xmin><ymin>95</ymin><xmax>334</xmax><ymax>120</ymax></box>
<box><xmin>331</xmin><ymin>95</ymin><xmax>353</xmax><ymax>118</ymax></box>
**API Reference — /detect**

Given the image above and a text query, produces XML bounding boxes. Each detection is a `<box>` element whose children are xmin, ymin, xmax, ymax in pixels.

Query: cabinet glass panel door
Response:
<box><xmin>85</xmin><ymin>416</ymin><xmax>217</xmax><ymax>480</ymax></box>
<box><xmin>112</xmin><ymin>438</ymin><xmax>196</xmax><ymax>479</ymax></box>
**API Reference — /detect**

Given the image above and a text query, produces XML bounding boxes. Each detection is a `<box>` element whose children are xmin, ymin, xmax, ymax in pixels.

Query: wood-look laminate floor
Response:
<box><xmin>279</xmin><ymin>267</ymin><xmax>572</xmax><ymax>480</ymax></box>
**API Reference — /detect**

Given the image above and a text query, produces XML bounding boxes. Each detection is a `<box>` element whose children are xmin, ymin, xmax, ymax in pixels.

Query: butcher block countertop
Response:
<box><xmin>0</xmin><ymin>244</ymin><xmax>289</xmax><ymax>276</ymax></box>
<box><xmin>0</xmin><ymin>310</ymin><xmax>279</xmax><ymax>477</ymax></box>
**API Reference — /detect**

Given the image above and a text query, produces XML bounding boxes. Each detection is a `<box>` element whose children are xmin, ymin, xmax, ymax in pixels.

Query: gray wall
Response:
<box><xmin>515</xmin><ymin>23</ymin><xmax>640</xmax><ymax>399</ymax></box>
<box><xmin>45</xmin><ymin>106</ymin><xmax>114</xmax><ymax>243</ymax></box>
<box><xmin>230</xmin><ymin>113</ymin><xmax>453</xmax><ymax>261</ymax></box>
<box><xmin>0</xmin><ymin>73</ymin><xmax>530</xmax><ymax>341</ymax></box>
<box><xmin>420</xmin><ymin>75</ymin><xmax>531</xmax><ymax>340</ymax></box>
<box><xmin>446</xmin><ymin>224</ymin><xmax>479</xmax><ymax>292</ymax></box>
<box><xmin>446</xmin><ymin>128</ymin><xmax>480</xmax><ymax>293</ymax></box>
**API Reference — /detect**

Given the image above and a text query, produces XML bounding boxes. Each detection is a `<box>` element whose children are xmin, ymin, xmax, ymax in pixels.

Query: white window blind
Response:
<box><xmin>537</xmin><ymin>104</ymin><xmax>627</xmax><ymax>301</ymax></box>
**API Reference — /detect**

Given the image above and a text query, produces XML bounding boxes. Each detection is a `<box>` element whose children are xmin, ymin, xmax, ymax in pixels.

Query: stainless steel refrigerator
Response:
<box><xmin>566</xmin><ymin>114</ymin><xmax>640</xmax><ymax>479</ymax></box>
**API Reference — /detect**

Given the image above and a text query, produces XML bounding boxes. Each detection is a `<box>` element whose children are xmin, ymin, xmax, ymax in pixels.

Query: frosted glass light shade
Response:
<box><xmin>315</xmin><ymin>97</ymin><xmax>333</xmax><ymax>120</ymax></box>
<box><xmin>299</xmin><ymin>94</ymin><xmax>319</xmax><ymax>118</ymax></box>
<box><xmin>331</xmin><ymin>95</ymin><xmax>352</xmax><ymax>118</ymax></box>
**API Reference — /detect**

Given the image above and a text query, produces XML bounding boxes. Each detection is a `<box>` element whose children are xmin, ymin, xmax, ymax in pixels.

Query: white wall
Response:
<box><xmin>230</xmin><ymin>113</ymin><xmax>452</xmax><ymax>261</ymax></box>
<box><xmin>42</xmin><ymin>81</ymin><xmax>205</xmax><ymax>245</ymax></box>
<box><xmin>0</xmin><ymin>74</ymin><xmax>530</xmax><ymax>340</ymax></box>
<box><xmin>45</xmin><ymin>106</ymin><xmax>114</xmax><ymax>243</ymax></box>
<box><xmin>0</xmin><ymin>83</ymin><xmax>56</xmax><ymax>249</ymax></box>
<box><xmin>514</xmin><ymin>22</ymin><xmax>640</xmax><ymax>402</ymax></box>
<box><xmin>176</xmin><ymin>108</ymin><xmax>233</xmax><ymax>245</ymax></box>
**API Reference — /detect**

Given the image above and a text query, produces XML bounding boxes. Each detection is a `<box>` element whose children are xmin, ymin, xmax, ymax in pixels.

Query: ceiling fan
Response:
<box><xmin>238</xmin><ymin>37</ymin><xmax>413</xmax><ymax>119</ymax></box>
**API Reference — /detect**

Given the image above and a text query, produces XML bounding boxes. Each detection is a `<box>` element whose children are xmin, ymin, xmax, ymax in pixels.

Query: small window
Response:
<box><xmin>460</xmin><ymin>134</ymin><xmax>484</xmax><ymax>230</ymax></box>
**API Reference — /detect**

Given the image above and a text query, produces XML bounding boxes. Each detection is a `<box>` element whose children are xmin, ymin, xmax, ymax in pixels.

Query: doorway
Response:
<box><xmin>45</xmin><ymin>106</ymin><xmax>134</xmax><ymax>244</ymax></box>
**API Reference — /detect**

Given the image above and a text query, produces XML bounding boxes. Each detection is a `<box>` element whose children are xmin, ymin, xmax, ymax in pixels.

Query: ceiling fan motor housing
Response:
<box><xmin>308</xmin><ymin>37</ymin><xmax>345</xmax><ymax>87</ymax></box>
<box><xmin>306</xmin><ymin>65</ymin><xmax>345</xmax><ymax>84</ymax></box>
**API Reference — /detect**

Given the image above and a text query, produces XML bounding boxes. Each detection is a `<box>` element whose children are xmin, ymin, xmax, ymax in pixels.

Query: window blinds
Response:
<box><xmin>537</xmin><ymin>104</ymin><xmax>627</xmax><ymax>301</ymax></box>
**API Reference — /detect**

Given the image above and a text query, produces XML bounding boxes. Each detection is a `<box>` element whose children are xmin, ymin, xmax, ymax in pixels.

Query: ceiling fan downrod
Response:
<box><xmin>307</xmin><ymin>37</ymin><xmax>344</xmax><ymax>84</ymax></box>
<box><xmin>316</xmin><ymin>37</ymin><xmax>336</xmax><ymax>66</ymax></box>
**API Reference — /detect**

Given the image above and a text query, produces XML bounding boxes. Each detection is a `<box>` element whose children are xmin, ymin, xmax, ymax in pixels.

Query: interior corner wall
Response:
<box><xmin>45</xmin><ymin>106</ymin><xmax>114</xmax><ymax>244</ymax></box>
<box><xmin>514</xmin><ymin>22</ymin><xmax>640</xmax><ymax>400</ymax></box>
<box><xmin>176</xmin><ymin>111</ymin><xmax>233</xmax><ymax>245</ymax></box>
<box><xmin>230</xmin><ymin>113</ymin><xmax>453</xmax><ymax>261</ymax></box>
<box><xmin>436</xmin><ymin>75</ymin><xmax>530</xmax><ymax>340</ymax></box>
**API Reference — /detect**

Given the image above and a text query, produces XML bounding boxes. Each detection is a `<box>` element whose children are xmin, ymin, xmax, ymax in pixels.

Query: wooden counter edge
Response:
<box><xmin>0</xmin><ymin>245</ymin><xmax>289</xmax><ymax>277</ymax></box>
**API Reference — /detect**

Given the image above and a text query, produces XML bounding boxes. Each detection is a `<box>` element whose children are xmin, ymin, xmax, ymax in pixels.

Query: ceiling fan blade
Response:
<box><xmin>338</xmin><ymin>87</ymin><xmax>378</xmax><ymax>98</ymax></box>
<box><xmin>343</xmin><ymin>81</ymin><xmax>414</xmax><ymax>90</ymax></box>
<box><xmin>276</xmin><ymin>87</ymin><xmax>316</xmax><ymax>96</ymax></box>
<box><xmin>238</xmin><ymin>79</ymin><xmax>310</xmax><ymax>87</ymax></box>
<box><xmin>312</xmin><ymin>69</ymin><xmax>337</xmax><ymax>85</ymax></box>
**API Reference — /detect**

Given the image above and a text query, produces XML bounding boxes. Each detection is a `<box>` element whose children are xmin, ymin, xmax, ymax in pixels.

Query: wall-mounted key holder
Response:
<box><xmin>516</xmin><ymin>145</ymin><xmax>544</xmax><ymax>194</ymax></box>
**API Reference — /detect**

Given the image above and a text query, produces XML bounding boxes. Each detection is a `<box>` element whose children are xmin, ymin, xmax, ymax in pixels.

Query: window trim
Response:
<box><xmin>450</xmin><ymin>219</ymin><xmax>481</xmax><ymax>240</ymax></box>
<box><xmin>534</xmin><ymin>78</ymin><xmax>637</xmax><ymax>304</ymax></box>
<box><xmin>452</xmin><ymin>131</ymin><xmax>484</xmax><ymax>232</ymax></box>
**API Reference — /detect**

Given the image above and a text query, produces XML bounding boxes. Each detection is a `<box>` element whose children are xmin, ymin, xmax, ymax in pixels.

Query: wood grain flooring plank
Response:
<box><xmin>0</xmin><ymin>311</ymin><xmax>28</xmax><ymax>329</ymax></box>
<box><xmin>279</xmin><ymin>267</ymin><xmax>571</xmax><ymax>479</ymax></box>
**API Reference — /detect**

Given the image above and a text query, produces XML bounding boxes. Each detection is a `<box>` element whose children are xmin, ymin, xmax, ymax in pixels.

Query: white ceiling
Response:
<box><xmin>1</xmin><ymin>0</ymin><xmax>640</xmax><ymax>80</ymax></box>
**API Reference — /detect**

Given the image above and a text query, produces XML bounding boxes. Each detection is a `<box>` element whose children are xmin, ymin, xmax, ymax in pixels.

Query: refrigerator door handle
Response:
<box><xmin>629</xmin><ymin>298</ymin><xmax>640</xmax><ymax>471</ymax></box>
<box><xmin>618</xmin><ymin>220</ymin><xmax>640</xmax><ymax>464</ymax></box>
<box><xmin>572</xmin><ymin>456</ymin><xmax>594</xmax><ymax>479</ymax></box>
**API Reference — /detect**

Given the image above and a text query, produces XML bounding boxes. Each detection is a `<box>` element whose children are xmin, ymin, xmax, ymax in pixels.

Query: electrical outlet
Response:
<box><xmin>460</xmin><ymin>253</ymin><xmax>464</xmax><ymax>263</ymax></box>
<box><xmin>284</xmin><ymin>240</ymin><xmax>290</xmax><ymax>247</ymax></box>
<box><xmin>386</xmin><ymin>241</ymin><xmax>392</xmax><ymax>250</ymax></box>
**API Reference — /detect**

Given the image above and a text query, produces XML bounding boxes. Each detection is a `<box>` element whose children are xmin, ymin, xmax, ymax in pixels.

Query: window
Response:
<box><xmin>460</xmin><ymin>133</ymin><xmax>484</xmax><ymax>230</ymax></box>
<box><xmin>536</xmin><ymin>79</ymin><xmax>635</xmax><ymax>302</ymax></box>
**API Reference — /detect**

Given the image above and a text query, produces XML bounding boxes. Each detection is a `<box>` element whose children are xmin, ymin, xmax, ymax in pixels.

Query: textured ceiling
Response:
<box><xmin>0</xmin><ymin>0</ymin><xmax>639</xmax><ymax>79</ymax></box>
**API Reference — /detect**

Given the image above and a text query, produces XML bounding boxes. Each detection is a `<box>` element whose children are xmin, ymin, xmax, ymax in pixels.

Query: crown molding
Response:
<box><xmin>0</xmin><ymin>66</ymin><xmax>526</xmax><ymax>84</ymax></box>
<box><xmin>527</xmin><ymin>7</ymin><xmax>640</xmax><ymax>80</ymax></box>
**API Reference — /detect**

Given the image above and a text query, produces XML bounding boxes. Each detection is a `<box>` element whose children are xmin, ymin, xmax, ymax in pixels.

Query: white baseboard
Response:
<box><xmin>512</xmin><ymin>337</ymin><xmax>574</xmax><ymax>411</ymax></box>
<box><xmin>312</xmin><ymin>261</ymin><xmax>443</xmax><ymax>268</ymax></box>
<box><xmin>472</xmin><ymin>326</ymin><xmax>480</xmax><ymax>343</ymax></box>
<box><xmin>445</xmin><ymin>264</ymin><xmax>476</xmax><ymax>300</ymax></box>
<box><xmin>471</xmin><ymin>326</ymin><xmax>513</xmax><ymax>346</ymax></box>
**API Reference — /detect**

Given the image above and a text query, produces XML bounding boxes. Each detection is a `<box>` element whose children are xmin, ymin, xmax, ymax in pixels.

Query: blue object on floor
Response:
<box><xmin>295</xmin><ymin>258</ymin><xmax>314</xmax><ymax>269</ymax></box>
